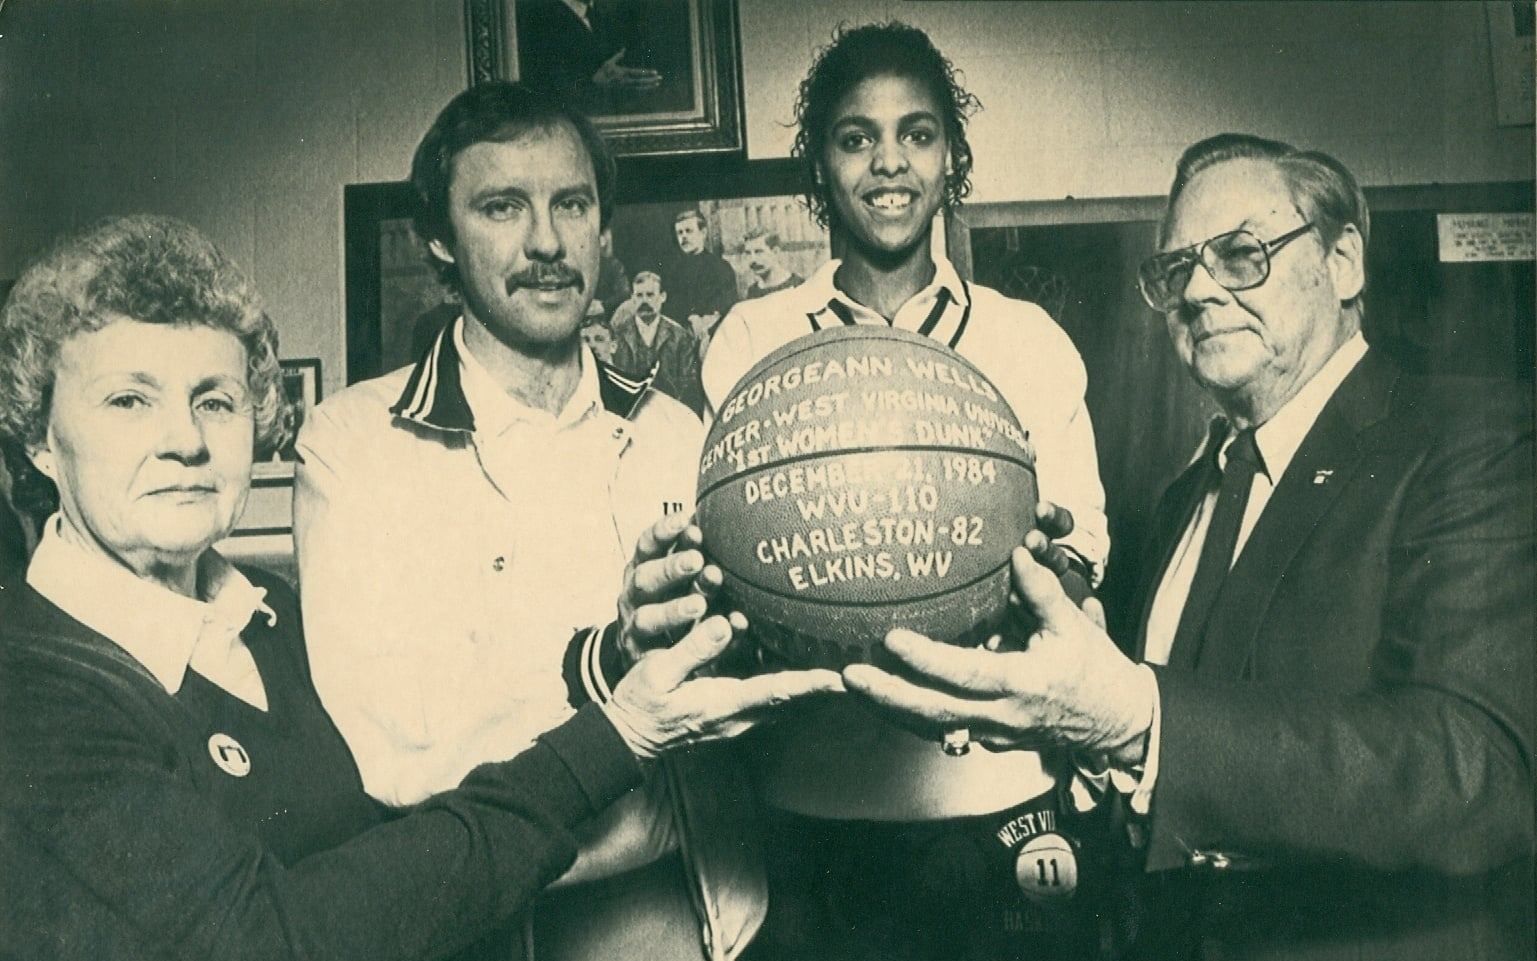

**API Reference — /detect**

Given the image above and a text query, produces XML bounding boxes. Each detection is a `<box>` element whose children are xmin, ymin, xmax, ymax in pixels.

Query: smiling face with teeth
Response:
<box><xmin>819</xmin><ymin>73</ymin><xmax>948</xmax><ymax>265</ymax></box>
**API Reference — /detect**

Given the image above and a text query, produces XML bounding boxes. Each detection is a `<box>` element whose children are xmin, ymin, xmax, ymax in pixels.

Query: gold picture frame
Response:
<box><xmin>465</xmin><ymin>0</ymin><xmax>745</xmax><ymax>156</ymax></box>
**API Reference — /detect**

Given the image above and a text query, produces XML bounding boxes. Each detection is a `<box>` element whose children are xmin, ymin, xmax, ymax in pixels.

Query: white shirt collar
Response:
<box><xmin>454</xmin><ymin>316</ymin><xmax>602</xmax><ymax>436</ymax></box>
<box><xmin>798</xmin><ymin>255</ymin><xmax>972</xmax><ymax>319</ymax></box>
<box><xmin>26</xmin><ymin>514</ymin><xmax>276</xmax><ymax>695</ymax></box>
<box><xmin>1244</xmin><ymin>331</ymin><xmax>1369</xmax><ymax>482</ymax></box>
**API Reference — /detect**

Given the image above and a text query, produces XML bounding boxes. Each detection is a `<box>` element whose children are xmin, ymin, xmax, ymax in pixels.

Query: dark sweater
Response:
<box><xmin>0</xmin><ymin>569</ymin><xmax>643</xmax><ymax>961</ymax></box>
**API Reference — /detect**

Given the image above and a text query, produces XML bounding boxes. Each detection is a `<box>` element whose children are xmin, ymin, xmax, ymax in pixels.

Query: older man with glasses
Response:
<box><xmin>840</xmin><ymin>132</ymin><xmax>1534</xmax><ymax>961</ymax></box>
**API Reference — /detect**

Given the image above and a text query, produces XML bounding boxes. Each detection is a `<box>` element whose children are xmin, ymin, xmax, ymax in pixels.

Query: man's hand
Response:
<box><xmin>616</xmin><ymin>512</ymin><xmax>723</xmax><ymax>665</ymax></box>
<box><xmin>843</xmin><ymin>547</ymin><xmax>1152</xmax><ymax>764</ymax></box>
<box><xmin>604</xmin><ymin>614</ymin><xmax>844</xmax><ymax>760</ymax></box>
<box><xmin>592</xmin><ymin>49</ymin><xmax>663</xmax><ymax>89</ymax></box>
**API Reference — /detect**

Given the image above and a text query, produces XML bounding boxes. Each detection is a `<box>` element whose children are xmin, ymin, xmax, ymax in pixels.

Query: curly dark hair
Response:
<box><xmin>792</xmin><ymin>21</ymin><xmax>981</xmax><ymax>230</ymax></box>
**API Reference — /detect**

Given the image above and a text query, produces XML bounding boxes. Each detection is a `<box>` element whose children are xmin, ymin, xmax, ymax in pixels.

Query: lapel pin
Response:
<box><xmin>1312</xmin><ymin>470</ymin><xmax>1334</xmax><ymax>485</ymax></box>
<box><xmin>208</xmin><ymin>733</ymin><xmax>252</xmax><ymax>777</ymax></box>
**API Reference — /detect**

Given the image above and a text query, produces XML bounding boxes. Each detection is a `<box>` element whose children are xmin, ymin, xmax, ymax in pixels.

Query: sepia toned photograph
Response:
<box><xmin>1</xmin><ymin>3</ymin><xmax>1533</xmax><ymax>961</ymax></box>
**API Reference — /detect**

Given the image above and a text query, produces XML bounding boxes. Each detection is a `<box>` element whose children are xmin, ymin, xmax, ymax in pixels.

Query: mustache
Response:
<box><xmin>504</xmin><ymin>264</ymin><xmax>585</xmax><ymax>295</ymax></box>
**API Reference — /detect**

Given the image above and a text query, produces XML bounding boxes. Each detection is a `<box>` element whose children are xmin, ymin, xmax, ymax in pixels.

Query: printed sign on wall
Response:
<box><xmin>1435</xmin><ymin>212</ymin><xmax>1535</xmax><ymax>263</ymax></box>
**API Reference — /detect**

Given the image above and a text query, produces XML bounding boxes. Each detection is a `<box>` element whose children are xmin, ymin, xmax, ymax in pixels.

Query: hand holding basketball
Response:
<box><xmin>1002</xmin><ymin>500</ymin><xmax>1103</xmax><ymax>643</ymax></box>
<box><xmin>843</xmin><ymin>547</ymin><xmax>1152</xmax><ymax>761</ymax></box>
<box><xmin>616</xmin><ymin>511</ymin><xmax>723</xmax><ymax>664</ymax></box>
<box><xmin>603</xmin><ymin>614</ymin><xmax>845</xmax><ymax>760</ymax></box>
<box><xmin>696</xmin><ymin>326</ymin><xmax>1039</xmax><ymax>669</ymax></box>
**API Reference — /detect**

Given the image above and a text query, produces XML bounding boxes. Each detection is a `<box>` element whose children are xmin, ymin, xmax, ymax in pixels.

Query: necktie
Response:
<box><xmin>1169</xmin><ymin>427</ymin><xmax>1262</xmax><ymax>665</ymax></box>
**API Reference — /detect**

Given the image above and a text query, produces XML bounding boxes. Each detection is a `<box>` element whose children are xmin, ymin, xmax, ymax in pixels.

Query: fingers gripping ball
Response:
<box><xmin>697</xmin><ymin>326</ymin><xmax>1037</xmax><ymax>669</ymax></box>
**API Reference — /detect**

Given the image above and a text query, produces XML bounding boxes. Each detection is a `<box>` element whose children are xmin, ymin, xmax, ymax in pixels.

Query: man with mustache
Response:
<box><xmin>610</xmin><ymin>271</ymin><xmax>705</xmax><ymax>415</ymax></box>
<box><xmin>741</xmin><ymin>228</ymin><xmax>802</xmax><ymax>300</ymax></box>
<box><xmin>294</xmin><ymin>83</ymin><xmax>773</xmax><ymax>960</ymax></box>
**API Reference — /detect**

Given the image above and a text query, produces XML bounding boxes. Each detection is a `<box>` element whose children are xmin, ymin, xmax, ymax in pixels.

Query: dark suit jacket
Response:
<box><xmin>1129</xmin><ymin>349</ymin><xmax>1535</xmax><ymax>961</ymax></box>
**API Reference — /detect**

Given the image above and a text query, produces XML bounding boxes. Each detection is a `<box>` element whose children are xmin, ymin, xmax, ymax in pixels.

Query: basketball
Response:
<box><xmin>697</xmin><ymin>325</ymin><xmax>1038</xmax><ymax>669</ymax></box>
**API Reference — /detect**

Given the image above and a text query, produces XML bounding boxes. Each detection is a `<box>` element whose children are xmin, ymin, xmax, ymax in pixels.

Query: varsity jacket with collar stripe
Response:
<box><xmin>294</xmin><ymin>323</ymin><xmax>765</xmax><ymax>961</ymax></box>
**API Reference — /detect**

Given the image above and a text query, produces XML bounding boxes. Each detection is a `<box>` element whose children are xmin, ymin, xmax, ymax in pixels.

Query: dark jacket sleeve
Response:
<box><xmin>1146</xmin><ymin>387</ymin><xmax>1535</xmax><ymax>876</ymax></box>
<box><xmin>0</xmin><ymin>631</ymin><xmax>643</xmax><ymax>961</ymax></box>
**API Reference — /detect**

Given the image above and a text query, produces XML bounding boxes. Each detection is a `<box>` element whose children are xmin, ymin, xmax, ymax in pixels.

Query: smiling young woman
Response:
<box><xmin>698</xmin><ymin>21</ymin><xmax>1113</xmax><ymax>961</ymax></box>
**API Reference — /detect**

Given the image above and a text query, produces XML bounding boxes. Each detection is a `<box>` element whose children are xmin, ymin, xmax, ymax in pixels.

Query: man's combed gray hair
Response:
<box><xmin>0</xmin><ymin>215</ymin><xmax>285</xmax><ymax>453</ymax></box>
<box><xmin>1163</xmin><ymin>132</ymin><xmax>1372</xmax><ymax>253</ymax></box>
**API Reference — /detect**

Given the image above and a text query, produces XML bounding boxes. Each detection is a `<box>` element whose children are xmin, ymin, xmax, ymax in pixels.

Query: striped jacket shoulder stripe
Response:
<box><xmin>946</xmin><ymin>282</ymin><xmax>974</xmax><ymax>349</ymax></box>
<box><xmin>388</xmin><ymin>323</ymin><xmax>476</xmax><ymax>433</ymax></box>
<box><xmin>596</xmin><ymin>359</ymin><xmax>660</xmax><ymax>419</ymax></box>
<box><xmin>389</xmin><ymin>335</ymin><xmax>439</xmax><ymax>420</ymax></box>
<box><xmin>916</xmin><ymin>287</ymin><xmax>953</xmax><ymax>336</ymax></box>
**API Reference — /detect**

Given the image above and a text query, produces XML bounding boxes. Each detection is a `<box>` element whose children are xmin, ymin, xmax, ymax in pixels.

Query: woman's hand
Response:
<box><xmin>602</xmin><ymin>613</ymin><xmax>844</xmax><ymax>761</ymax></box>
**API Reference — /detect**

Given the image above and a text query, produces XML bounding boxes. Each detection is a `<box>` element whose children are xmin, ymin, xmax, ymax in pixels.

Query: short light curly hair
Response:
<box><xmin>0</xmin><ymin>215</ymin><xmax>285</xmax><ymax>454</ymax></box>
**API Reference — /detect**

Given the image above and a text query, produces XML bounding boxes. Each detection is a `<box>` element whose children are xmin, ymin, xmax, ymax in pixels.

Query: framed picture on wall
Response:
<box><xmin>341</xmin><ymin>185</ymin><xmax>444</xmax><ymax>388</ymax></box>
<box><xmin>220</xmin><ymin>358</ymin><xmax>323</xmax><ymax>579</ymax></box>
<box><xmin>465</xmin><ymin>0</ymin><xmax>745</xmax><ymax>156</ymax></box>
<box><xmin>344</xmin><ymin>156</ymin><xmax>832</xmax><ymax>417</ymax></box>
<box><xmin>253</xmin><ymin>358</ymin><xmax>323</xmax><ymax>481</ymax></box>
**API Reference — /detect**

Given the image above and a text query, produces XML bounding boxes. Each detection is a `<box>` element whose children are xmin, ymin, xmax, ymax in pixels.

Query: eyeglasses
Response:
<box><xmin>1137</xmin><ymin>222</ymin><xmax>1314</xmax><ymax>312</ymax></box>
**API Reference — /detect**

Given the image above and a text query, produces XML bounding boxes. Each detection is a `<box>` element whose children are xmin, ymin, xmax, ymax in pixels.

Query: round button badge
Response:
<box><xmin>207</xmin><ymin>733</ymin><xmax>252</xmax><ymax>778</ymax></box>
<box><xmin>1014</xmin><ymin>832</ymin><xmax>1079</xmax><ymax>903</ymax></box>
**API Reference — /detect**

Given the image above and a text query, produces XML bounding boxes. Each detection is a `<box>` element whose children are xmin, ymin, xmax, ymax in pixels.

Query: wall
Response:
<box><xmin>0</xmin><ymin>1</ymin><xmax>1531</xmax><ymax>393</ymax></box>
<box><xmin>742</xmin><ymin>1</ymin><xmax>1534</xmax><ymax>199</ymax></box>
<box><xmin>0</xmin><ymin>0</ymin><xmax>465</xmax><ymax>396</ymax></box>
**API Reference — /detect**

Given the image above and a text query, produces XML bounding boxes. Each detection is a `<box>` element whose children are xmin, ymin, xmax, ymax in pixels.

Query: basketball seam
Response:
<box><xmin>697</xmin><ymin>444</ymin><xmax>1036</xmax><ymax>503</ymax></box>
<box><xmin>728</xmin><ymin>325</ymin><xmax>998</xmax><ymax>395</ymax></box>
<box><xmin>721</xmin><ymin>557</ymin><xmax>1012</xmax><ymax>608</ymax></box>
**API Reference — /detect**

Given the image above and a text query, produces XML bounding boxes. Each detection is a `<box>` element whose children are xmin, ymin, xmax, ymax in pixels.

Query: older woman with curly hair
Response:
<box><xmin>0</xmin><ymin>216</ymin><xmax>839</xmax><ymax>960</ymax></box>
